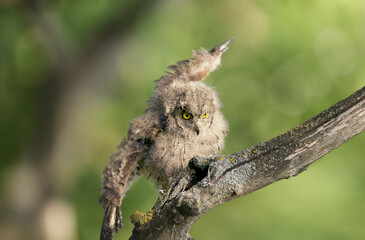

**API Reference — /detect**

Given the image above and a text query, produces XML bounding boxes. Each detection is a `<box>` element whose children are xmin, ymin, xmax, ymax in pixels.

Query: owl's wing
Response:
<box><xmin>156</xmin><ymin>38</ymin><xmax>233</xmax><ymax>86</ymax></box>
<box><xmin>99</xmin><ymin>111</ymin><xmax>162</xmax><ymax>240</ymax></box>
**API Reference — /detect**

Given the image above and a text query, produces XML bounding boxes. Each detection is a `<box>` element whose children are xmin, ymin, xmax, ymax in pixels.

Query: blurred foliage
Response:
<box><xmin>0</xmin><ymin>0</ymin><xmax>365</xmax><ymax>240</ymax></box>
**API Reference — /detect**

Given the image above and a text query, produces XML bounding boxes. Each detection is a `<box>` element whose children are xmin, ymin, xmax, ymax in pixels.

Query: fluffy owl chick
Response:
<box><xmin>99</xmin><ymin>39</ymin><xmax>232</xmax><ymax>240</ymax></box>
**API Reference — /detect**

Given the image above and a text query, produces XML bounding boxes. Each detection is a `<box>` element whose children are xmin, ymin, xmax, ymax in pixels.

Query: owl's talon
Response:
<box><xmin>207</xmin><ymin>168</ymin><xmax>211</xmax><ymax>184</ymax></box>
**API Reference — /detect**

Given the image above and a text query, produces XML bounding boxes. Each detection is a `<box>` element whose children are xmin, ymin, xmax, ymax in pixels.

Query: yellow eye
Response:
<box><xmin>202</xmin><ymin>113</ymin><xmax>208</xmax><ymax>119</ymax></box>
<box><xmin>182</xmin><ymin>112</ymin><xmax>192</xmax><ymax>120</ymax></box>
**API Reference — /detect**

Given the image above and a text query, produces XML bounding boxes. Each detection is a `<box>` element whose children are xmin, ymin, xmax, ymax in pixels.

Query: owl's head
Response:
<box><xmin>151</xmin><ymin>81</ymin><xmax>222</xmax><ymax>137</ymax></box>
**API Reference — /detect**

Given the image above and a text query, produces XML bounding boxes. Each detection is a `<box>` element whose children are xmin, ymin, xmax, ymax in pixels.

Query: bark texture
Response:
<box><xmin>130</xmin><ymin>86</ymin><xmax>365</xmax><ymax>240</ymax></box>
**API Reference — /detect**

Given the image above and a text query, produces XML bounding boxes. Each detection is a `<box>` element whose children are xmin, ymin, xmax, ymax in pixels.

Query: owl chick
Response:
<box><xmin>99</xmin><ymin>39</ymin><xmax>232</xmax><ymax>240</ymax></box>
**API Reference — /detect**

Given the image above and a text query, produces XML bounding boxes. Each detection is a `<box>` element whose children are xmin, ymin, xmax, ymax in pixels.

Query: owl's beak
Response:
<box><xmin>194</xmin><ymin>126</ymin><xmax>200</xmax><ymax>135</ymax></box>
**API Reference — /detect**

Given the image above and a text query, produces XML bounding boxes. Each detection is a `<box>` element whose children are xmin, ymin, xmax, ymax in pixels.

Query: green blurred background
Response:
<box><xmin>1</xmin><ymin>0</ymin><xmax>365</xmax><ymax>239</ymax></box>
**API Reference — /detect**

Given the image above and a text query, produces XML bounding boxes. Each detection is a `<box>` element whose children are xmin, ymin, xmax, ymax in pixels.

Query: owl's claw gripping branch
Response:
<box><xmin>99</xmin><ymin>40</ymin><xmax>232</xmax><ymax>240</ymax></box>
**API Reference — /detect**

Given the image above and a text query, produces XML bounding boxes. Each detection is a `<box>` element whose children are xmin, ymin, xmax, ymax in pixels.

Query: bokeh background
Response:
<box><xmin>1</xmin><ymin>0</ymin><xmax>365</xmax><ymax>239</ymax></box>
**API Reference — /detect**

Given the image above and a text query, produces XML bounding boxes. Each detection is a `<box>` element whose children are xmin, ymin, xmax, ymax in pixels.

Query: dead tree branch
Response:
<box><xmin>129</xmin><ymin>86</ymin><xmax>365</xmax><ymax>240</ymax></box>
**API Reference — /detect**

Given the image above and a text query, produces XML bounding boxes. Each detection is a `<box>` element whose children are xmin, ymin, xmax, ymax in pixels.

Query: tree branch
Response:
<box><xmin>129</xmin><ymin>86</ymin><xmax>365</xmax><ymax>240</ymax></box>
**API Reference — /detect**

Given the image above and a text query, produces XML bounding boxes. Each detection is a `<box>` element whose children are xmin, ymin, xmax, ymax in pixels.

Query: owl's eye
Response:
<box><xmin>202</xmin><ymin>113</ymin><xmax>208</xmax><ymax>119</ymax></box>
<box><xmin>182</xmin><ymin>112</ymin><xmax>192</xmax><ymax>120</ymax></box>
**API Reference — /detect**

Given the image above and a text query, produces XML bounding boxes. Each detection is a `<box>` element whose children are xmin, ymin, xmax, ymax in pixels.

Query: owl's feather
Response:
<box><xmin>157</xmin><ymin>38</ymin><xmax>233</xmax><ymax>86</ymax></box>
<box><xmin>100</xmin><ymin>112</ymin><xmax>162</xmax><ymax>240</ymax></box>
<box><xmin>100</xmin><ymin>39</ymin><xmax>232</xmax><ymax>240</ymax></box>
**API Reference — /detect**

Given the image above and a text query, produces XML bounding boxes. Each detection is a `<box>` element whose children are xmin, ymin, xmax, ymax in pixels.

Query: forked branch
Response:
<box><xmin>130</xmin><ymin>86</ymin><xmax>365</xmax><ymax>240</ymax></box>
